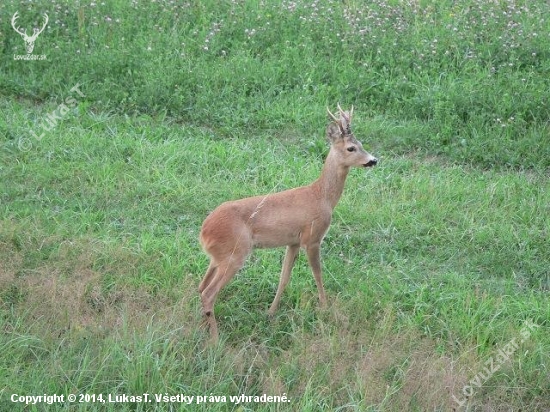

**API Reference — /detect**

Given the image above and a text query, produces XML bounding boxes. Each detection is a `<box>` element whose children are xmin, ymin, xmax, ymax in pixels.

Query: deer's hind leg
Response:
<box><xmin>200</xmin><ymin>258</ymin><xmax>244</xmax><ymax>342</ymax></box>
<box><xmin>198</xmin><ymin>261</ymin><xmax>217</xmax><ymax>293</ymax></box>
<box><xmin>199</xmin><ymin>231</ymin><xmax>253</xmax><ymax>342</ymax></box>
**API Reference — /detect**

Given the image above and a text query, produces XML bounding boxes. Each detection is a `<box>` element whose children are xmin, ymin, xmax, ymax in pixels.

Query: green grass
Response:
<box><xmin>1</xmin><ymin>0</ymin><xmax>549</xmax><ymax>410</ymax></box>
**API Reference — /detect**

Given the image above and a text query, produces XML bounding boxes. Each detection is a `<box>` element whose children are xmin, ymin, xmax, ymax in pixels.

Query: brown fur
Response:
<box><xmin>198</xmin><ymin>106</ymin><xmax>377</xmax><ymax>342</ymax></box>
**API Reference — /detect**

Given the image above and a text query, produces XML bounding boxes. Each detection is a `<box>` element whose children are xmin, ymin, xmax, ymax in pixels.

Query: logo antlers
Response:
<box><xmin>11</xmin><ymin>12</ymin><xmax>49</xmax><ymax>54</ymax></box>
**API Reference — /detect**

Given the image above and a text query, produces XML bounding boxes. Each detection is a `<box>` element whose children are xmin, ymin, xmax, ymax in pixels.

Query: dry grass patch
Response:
<box><xmin>255</xmin><ymin>299</ymin><xmax>474</xmax><ymax>409</ymax></box>
<box><xmin>0</xmin><ymin>230</ymin><xmax>198</xmax><ymax>342</ymax></box>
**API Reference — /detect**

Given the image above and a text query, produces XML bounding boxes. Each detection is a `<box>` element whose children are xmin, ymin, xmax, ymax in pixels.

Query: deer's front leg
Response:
<box><xmin>268</xmin><ymin>244</ymin><xmax>300</xmax><ymax>316</ymax></box>
<box><xmin>306</xmin><ymin>243</ymin><xmax>327</xmax><ymax>307</ymax></box>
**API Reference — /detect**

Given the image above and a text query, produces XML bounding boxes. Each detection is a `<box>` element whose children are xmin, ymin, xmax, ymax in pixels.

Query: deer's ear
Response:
<box><xmin>326</xmin><ymin>122</ymin><xmax>344</xmax><ymax>143</ymax></box>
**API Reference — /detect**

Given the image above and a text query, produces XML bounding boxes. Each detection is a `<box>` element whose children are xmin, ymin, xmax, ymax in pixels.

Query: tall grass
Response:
<box><xmin>1</xmin><ymin>0</ymin><xmax>549</xmax><ymax>168</ymax></box>
<box><xmin>1</xmin><ymin>0</ymin><xmax>549</xmax><ymax>410</ymax></box>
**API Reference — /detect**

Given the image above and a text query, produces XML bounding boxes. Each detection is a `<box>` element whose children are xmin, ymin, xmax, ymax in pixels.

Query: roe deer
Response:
<box><xmin>198</xmin><ymin>105</ymin><xmax>377</xmax><ymax>342</ymax></box>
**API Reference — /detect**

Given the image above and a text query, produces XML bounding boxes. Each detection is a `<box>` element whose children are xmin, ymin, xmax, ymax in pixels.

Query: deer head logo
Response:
<box><xmin>11</xmin><ymin>12</ymin><xmax>49</xmax><ymax>54</ymax></box>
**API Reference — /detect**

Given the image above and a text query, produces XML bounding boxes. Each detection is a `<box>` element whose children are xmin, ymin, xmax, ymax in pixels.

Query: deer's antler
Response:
<box><xmin>336</xmin><ymin>103</ymin><xmax>353</xmax><ymax>134</ymax></box>
<box><xmin>328</xmin><ymin>104</ymin><xmax>354</xmax><ymax>135</ymax></box>
<box><xmin>327</xmin><ymin>106</ymin><xmax>339</xmax><ymax>123</ymax></box>
<box><xmin>11</xmin><ymin>12</ymin><xmax>27</xmax><ymax>37</ymax></box>
<box><xmin>337</xmin><ymin>103</ymin><xmax>352</xmax><ymax>123</ymax></box>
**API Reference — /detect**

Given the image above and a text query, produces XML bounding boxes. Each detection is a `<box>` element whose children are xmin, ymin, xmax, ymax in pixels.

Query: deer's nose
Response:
<box><xmin>364</xmin><ymin>158</ymin><xmax>378</xmax><ymax>167</ymax></box>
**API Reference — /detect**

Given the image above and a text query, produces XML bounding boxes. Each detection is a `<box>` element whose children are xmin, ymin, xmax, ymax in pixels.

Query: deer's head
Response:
<box><xmin>11</xmin><ymin>12</ymin><xmax>49</xmax><ymax>54</ymax></box>
<box><xmin>326</xmin><ymin>104</ymin><xmax>378</xmax><ymax>168</ymax></box>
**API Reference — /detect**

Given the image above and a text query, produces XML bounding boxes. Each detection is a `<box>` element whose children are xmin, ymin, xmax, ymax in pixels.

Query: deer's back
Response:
<box><xmin>201</xmin><ymin>185</ymin><xmax>332</xmax><ymax>251</ymax></box>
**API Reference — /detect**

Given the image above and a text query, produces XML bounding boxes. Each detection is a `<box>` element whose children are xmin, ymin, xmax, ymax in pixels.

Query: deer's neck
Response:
<box><xmin>313</xmin><ymin>150</ymin><xmax>350</xmax><ymax>210</ymax></box>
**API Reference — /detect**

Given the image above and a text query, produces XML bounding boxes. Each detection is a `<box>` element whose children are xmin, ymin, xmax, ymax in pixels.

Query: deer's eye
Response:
<box><xmin>347</xmin><ymin>147</ymin><xmax>356</xmax><ymax>152</ymax></box>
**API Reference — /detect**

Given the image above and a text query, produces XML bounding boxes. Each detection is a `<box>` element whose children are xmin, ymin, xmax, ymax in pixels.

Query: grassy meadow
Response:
<box><xmin>1</xmin><ymin>0</ymin><xmax>549</xmax><ymax>410</ymax></box>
